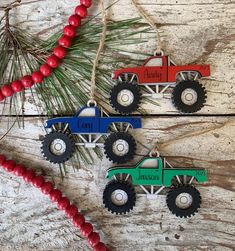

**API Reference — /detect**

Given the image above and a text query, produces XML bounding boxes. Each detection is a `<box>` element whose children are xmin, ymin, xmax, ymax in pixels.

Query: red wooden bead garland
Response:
<box><xmin>59</xmin><ymin>35</ymin><xmax>73</xmax><ymax>48</ymax></box>
<box><xmin>1</xmin><ymin>84</ymin><xmax>14</xmax><ymax>97</ymax></box>
<box><xmin>50</xmin><ymin>189</ymin><xmax>62</xmax><ymax>202</ymax></box>
<box><xmin>64</xmin><ymin>25</ymin><xmax>76</xmax><ymax>38</ymax></box>
<box><xmin>80</xmin><ymin>222</ymin><xmax>93</xmax><ymax>237</ymax></box>
<box><xmin>13</xmin><ymin>164</ymin><xmax>26</xmax><ymax>176</ymax></box>
<box><xmin>0</xmin><ymin>154</ymin><xmax>109</xmax><ymax>250</ymax></box>
<box><xmin>57</xmin><ymin>196</ymin><xmax>70</xmax><ymax>210</ymax></box>
<box><xmin>11</xmin><ymin>80</ymin><xmax>24</xmax><ymax>92</ymax></box>
<box><xmin>23</xmin><ymin>169</ymin><xmax>36</xmax><ymax>183</ymax></box>
<box><xmin>68</xmin><ymin>14</ymin><xmax>81</xmax><ymax>27</ymax></box>
<box><xmin>41</xmin><ymin>181</ymin><xmax>54</xmax><ymax>195</ymax></box>
<box><xmin>2</xmin><ymin>160</ymin><xmax>15</xmax><ymax>172</ymax></box>
<box><xmin>81</xmin><ymin>0</ymin><xmax>92</xmax><ymax>8</ymax></box>
<box><xmin>75</xmin><ymin>5</ymin><xmax>88</xmax><ymax>18</ymax></box>
<box><xmin>53</xmin><ymin>46</ymin><xmax>67</xmax><ymax>59</ymax></box>
<box><xmin>1</xmin><ymin>85</ymin><xmax>14</xmax><ymax>97</ymax></box>
<box><xmin>32</xmin><ymin>71</ymin><xmax>44</xmax><ymax>83</ymax></box>
<box><xmin>88</xmin><ymin>232</ymin><xmax>100</xmax><ymax>247</ymax></box>
<box><xmin>32</xmin><ymin>175</ymin><xmax>45</xmax><ymax>188</ymax></box>
<box><xmin>21</xmin><ymin>75</ymin><xmax>34</xmax><ymax>88</ymax></box>
<box><xmin>73</xmin><ymin>213</ymin><xmax>85</xmax><ymax>228</ymax></box>
<box><xmin>65</xmin><ymin>204</ymin><xmax>78</xmax><ymax>218</ymax></box>
<box><xmin>47</xmin><ymin>55</ymin><xmax>61</xmax><ymax>69</ymax></box>
<box><xmin>40</xmin><ymin>64</ymin><xmax>53</xmax><ymax>77</ymax></box>
<box><xmin>0</xmin><ymin>3</ymin><xmax>93</xmax><ymax>101</ymax></box>
<box><xmin>94</xmin><ymin>242</ymin><xmax>107</xmax><ymax>251</ymax></box>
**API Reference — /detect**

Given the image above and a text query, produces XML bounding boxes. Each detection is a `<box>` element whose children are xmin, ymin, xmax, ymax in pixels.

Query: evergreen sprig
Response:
<box><xmin>0</xmin><ymin>8</ymin><xmax>155</xmax><ymax>169</ymax></box>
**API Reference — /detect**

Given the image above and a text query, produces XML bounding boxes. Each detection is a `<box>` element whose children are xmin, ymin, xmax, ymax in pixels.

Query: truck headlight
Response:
<box><xmin>111</xmin><ymin>72</ymin><xmax>115</xmax><ymax>79</ymax></box>
<box><xmin>44</xmin><ymin>122</ymin><xmax>48</xmax><ymax>128</ymax></box>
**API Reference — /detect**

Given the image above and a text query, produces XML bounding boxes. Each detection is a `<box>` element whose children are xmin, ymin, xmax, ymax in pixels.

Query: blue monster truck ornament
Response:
<box><xmin>41</xmin><ymin>106</ymin><xmax>141</xmax><ymax>164</ymax></box>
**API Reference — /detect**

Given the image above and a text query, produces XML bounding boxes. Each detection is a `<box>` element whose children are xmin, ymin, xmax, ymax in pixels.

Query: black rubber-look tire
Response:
<box><xmin>41</xmin><ymin>131</ymin><xmax>75</xmax><ymax>164</ymax></box>
<box><xmin>166</xmin><ymin>184</ymin><xmax>201</xmax><ymax>218</ymax></box>
<box><xmin>110</xmin><ymin>81</ymin><xmax>141</xmax><ymax>114</ymax></box>
<box><xmin>172</xmin><ymin>80</ymin><xmax>207</xmax><ymax>113</ymax></box>
<box><xmin>104</xmin><ymin>132</ymin><xmax>136</xmax><ymax>164</ymax></box>
<box><xmin>103</xmin><ymin>180</ymin><xmax>136</xmax><ymax>215</ymax></box>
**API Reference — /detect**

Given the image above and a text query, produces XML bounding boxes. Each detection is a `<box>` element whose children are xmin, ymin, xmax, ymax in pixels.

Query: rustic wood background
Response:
<box><xmin>0</xmin><ymin>0</ymin><xmax>235</xmax><ymax>250</ymax></box>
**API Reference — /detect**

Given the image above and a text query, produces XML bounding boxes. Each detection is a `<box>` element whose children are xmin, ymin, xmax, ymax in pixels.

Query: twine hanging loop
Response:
<box><xmin>131</xmin><ymin>0</ymin><xmax>162</xmax><ymax>55</ymax></box>
<box><xmin>88</xmin><ymin>0</ymin><xmax>107</xmax><ymax>106</ymax></box>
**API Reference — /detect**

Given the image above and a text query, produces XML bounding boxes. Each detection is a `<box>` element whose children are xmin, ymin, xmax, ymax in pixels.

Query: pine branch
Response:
<box><xmin>0</xmin><ymin>7</ymin><xmax>156</xmax><ymax>167</ymax></box>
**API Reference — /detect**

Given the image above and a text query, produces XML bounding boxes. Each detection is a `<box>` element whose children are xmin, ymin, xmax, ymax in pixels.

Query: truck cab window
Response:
<box><xmin>145</xmin><ymin>58</ymin><xmax>163</xmax><ymax>67</ymax></box>
<box><xmin>140</xmin><ymin>158</ymin><xmax>158</xmax><ymax>168</ymax></box>
<box><xmin>78</xmin><ymin>108</ymin><xmax>96</xmax><ymax>117</ymax></box>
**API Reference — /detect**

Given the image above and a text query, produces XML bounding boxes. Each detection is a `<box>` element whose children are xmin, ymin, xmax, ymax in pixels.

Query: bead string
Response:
<box><xmin>0</xmin><ymin>154</ymin><xmax>109</xmax><ymax>251</ymax></box>
<box><xmin>0</xmin><ymin>0</ymin><xmax>93</xmax><ymax>102</ymax></box>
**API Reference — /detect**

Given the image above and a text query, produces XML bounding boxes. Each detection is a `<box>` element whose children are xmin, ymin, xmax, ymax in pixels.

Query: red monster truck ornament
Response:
<box><xmin>110</xmin><ymin>53</ymin><xmax>210</xmax><ymax>114</ymax></box>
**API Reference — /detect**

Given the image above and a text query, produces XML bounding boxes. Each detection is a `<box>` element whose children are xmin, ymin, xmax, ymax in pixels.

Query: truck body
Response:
<box><xmin>112</xmin><ymin>56</ymin><xmax>210</xmax><ymax>84</ymax></box>
<box><xmin>106</xmin><ymin>157</ymin><xmax>207</xmax><ymax>187</ymax></box>
<box><xmin>44</xmin><ymin>106</ymin><xmax>142</xmax><ymax>134</ymax></box>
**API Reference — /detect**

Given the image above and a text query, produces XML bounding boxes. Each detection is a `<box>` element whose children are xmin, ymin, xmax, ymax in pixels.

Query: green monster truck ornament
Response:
<box><xmin>103</xmin><ymin>156</ymin><xmax>207</xmax><ymax>217</ymax></box>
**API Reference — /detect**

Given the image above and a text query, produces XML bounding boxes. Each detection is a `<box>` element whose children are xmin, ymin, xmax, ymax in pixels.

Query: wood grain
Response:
<box><xmin>0</xmin><ymin>0</ymin><xmax>234</xmax><ymax>115</ymax></box>
<box><xmin>0</xmin><ymin>0</ymin><xmax>235</xmax><ymax>250</ymax></box>
<box><xmin>0</xmin><ymin>116</ymin><xmax>235</xmax><ymax>250</ymax></box>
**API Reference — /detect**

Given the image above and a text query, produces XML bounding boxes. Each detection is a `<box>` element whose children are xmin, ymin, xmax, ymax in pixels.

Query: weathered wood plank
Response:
<box><xmin>0</xmin><ymin>116</ymin><xmax>234</xmax><ymax>250</ymax></box>
<box><xmin>0</xmin><ymin>0</ymin><xmax>234</xmax><ymax>115</ymax></box>
<box><xmin>0</xmin><ymin>0</ymin><xmax>234</xmax><ymax>250</ymax></box>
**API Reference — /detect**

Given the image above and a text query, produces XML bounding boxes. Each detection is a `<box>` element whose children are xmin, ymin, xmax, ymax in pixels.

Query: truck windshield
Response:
<box><xmin>145</xmin><ymin>58</ymin><xmax>163</xmax><ymax>67</ymax></box>
<box><xmin>139</xmin><ymin>158</ymin><xmax>158</xmax><ymax>168</ymax></box>
<box><xmin>78</xmin><ymin>108</ymin><xmax>96</xmax><ymax>117</ymax></box>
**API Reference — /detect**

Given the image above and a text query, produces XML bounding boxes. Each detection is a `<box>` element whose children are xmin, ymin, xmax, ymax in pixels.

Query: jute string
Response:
<box><xmin>131</xmin><ymin>0</ymin><xmax>162</xmax><ymax>55</ymax></box>
<box><xmin>89</xmin><ymin>0</ymin><xmax>107</xmax><ymax>105</ymax></box>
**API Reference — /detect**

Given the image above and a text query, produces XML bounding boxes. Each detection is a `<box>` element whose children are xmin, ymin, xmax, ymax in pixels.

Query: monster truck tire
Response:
<box><xmin>104</xmin><ymin>132</ymin><xmax>136</xmax><ymax>164</ymax></box>
<box><xmin>41</xmin><ymin>131</ymin><xmax>75</xmax><ymax>164</ymax></box>
<box><xmin>110</xmin><ymin>82</ymin><xmax>141</xmax><ymax>114</ymax></box>
<box><xmin>172</xmin><ymin>80</ymin><xmax>207</xmax><ymax>113</ymax></box>
<box><xmin>166</xmin><ymin>184</ymin><xmax>201</xmax><ymax>218</ymax></box>
<box><xmin>103</xmin><ymin>180</ymin><xmax>136</xmax><ymax>215</ymax></box>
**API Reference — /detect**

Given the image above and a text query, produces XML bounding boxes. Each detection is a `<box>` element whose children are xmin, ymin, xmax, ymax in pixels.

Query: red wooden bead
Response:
<box><xmin>40</xmin><ymin>64</ymin><xmax>53</xmax><ymax>77</ymax></box>
<box><xmin>80</xmin><ymin>0</ymin><xmax>92</xmax><ymax>8</ymax></box>
<box><xmin>88</xmin><ymin>232</ymin><xmax>100</xmax><ymax>247</ymax></box>
<box><xmin>65</xmin><ymin>204</ymin><xmax>78</xmax><ymax>218</ymax></box>
<box><xmin>41</xmin><ymin>181</ymin><xmax>54</xmax><ymax>195</ymax></box>
<box><xmin>93</xmin><ymin>242</ymin><xmax>107</xmax><ymax>251</ymax></box>
<box><xmin>53</xmin><ymin>46</ymin><xmax>67</xmax><ymax>59</ymax></box>
<box><xmin>2</xmin><ymin>160</ymin><xmax>15</xmax><ymax>172</ymax></box>
<box><xmin>23</xmin><ymin>169</ymin><xmax>36</xmax><ymax>183</ymax></box>
<box><xmin>0</xmin><ymin>154</ymin><xmax>6</xmax><ymax>165</ymax></box>
<box><xmin>21</xmin><ymin>75</ymin><xmax>34</xmax><ymax>88</ymax></box>
<box><xmin>49</xmin><ymin>189</ymin><xmax>62</xmax><ymax>202</ymax></box>
<box><xmin>59</xmin><ymin>35</ymin><xmax>72</xmax><ymax>48</ymax></box>
<box><xmin>11</xmin><ymin>80</ymin><xmax>24</xmax><ymax>92</ymax></box>
<box><xmin>57</xmin><ymin>197</ymin><xmax>70</xmax><ymax>210</ymax></box>
<box><xmin>80</xmin><ymin>222</ymin><xmax>93</xmax><ymax>237</ymax></box>
<box><xmin>32</xmin><ymin>175</ymin><xmax>45</xmax><ymax>188</ymax></box>
<box><xmin>1</xmin><ymin>84</ymin><xmax>14</xmax><ymax>97</ymax></box>
<box><xmin>64</xmin><ymin>25</ymin><xmax>76</xmax><ymax>38</ymax></box>
<box><xmin>13</xmin><ymin>164</ymin><xmax>26</xmax><ymax>176</ymax></box>
<box><xmin>47</xmin><ymin>55</ymin><xmax>61</xmax><ymax>69</ymax></box>
<box><xmin>0</xmin><ymin>91</ymin><xmax>5</xmax><ymax>101</ymax></box>
<box><xmin>68</xmin><ymin>14</ymin><xmax>81</xmax><ymax>27</ymax></box>
<box><xmin>32</xmin><ymin>71</ymin><xmax>44</xmax><ymax>83</ymax></box>
<box><xmin>75</xmin><ymin>5</ymin><xmax>87</xmax><ymax>19</ymax></box>
<box><xmin>73</xmin><ymin>213</ymin><xmax>85</xmax><ymax>228</ymax></box>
